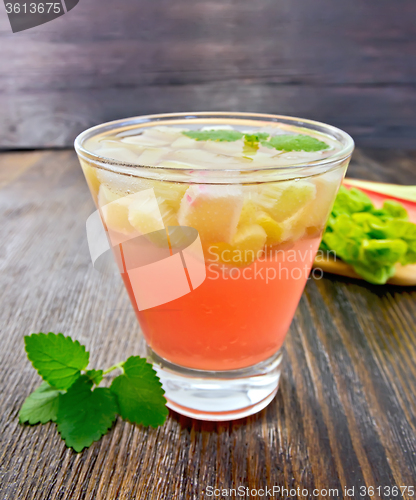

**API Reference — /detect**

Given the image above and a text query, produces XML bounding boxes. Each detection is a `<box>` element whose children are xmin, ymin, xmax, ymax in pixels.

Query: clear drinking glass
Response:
<box><xmin>75</xmin><ymin>112</ymin><xmax>354</xmax><ymax>420</ymax></box>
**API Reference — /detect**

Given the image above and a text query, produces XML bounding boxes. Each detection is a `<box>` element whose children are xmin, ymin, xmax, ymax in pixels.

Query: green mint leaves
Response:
<box><xmin>111</xmin><ymin>357</ymin><xmax>168</xmax><ymax>427</ymax></box>
<box><xmin>56</xmin><ymin>376</ymin><xmax>118</xmax><ymax>452</ymax></box>
<box><xmin>85</xmin><ymin>369</ymin><xmax>104</xmax><ymax>385</ymax></box>
<box><xmin>320</xmin><ymin>186</ymin><xmax>416</xmax><ymax>284</ymax></box>
<box><xmin>183</xmin><ymin>130</ymin><xmax>244</xmax><ymax>142</ymax></box>
<box><xmin>24</xmin><ymin>333</ymin><xmax>89</xmax><ymax>390</ymax></box>
<box><xmin>244</xmin><ymin>132</ymin><xmax>269</xmax><ymax>147</ymax></box>
<box><xmin>20</xmin><ymin>333</ymin><xmax>168</xmax><ymax>452</ymax></box>
<box><xmin>243</xmin><ymin>132</ymin><xmax>271</xmax><ymax>154</ymax></box>
<box><xmin>19</xmin><ymin>381</ymin><xmax>63</xmax><ymax>425</ymax></box>
<box><xmin>181</xmin><ymin>129</ymin><xmax>329</xmax><ymax>152</ymax></box>
<box><xmin>267</xmin><ymin>134</ymin><xmax>329</xmax><ymax>152</ymax></box>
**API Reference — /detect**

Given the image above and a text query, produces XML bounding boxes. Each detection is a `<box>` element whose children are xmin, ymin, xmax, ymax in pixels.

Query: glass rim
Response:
<box><xmin>74</xmin><ymin>111</ymin><xmax>354</xmax><ymax>182</ymax></box>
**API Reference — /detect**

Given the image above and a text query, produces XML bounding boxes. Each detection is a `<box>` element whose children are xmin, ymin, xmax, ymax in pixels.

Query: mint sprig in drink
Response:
<box><xmin>75</xmin><ymin>113</ymin><xmax>354</xmax><ymax>420</ymax></box>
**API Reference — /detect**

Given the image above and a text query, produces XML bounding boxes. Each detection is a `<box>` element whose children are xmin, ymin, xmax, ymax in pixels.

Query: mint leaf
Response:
<box><xmin>244</xmin><ymin>132</ymin><xmax>269</xmax><ymax>146</ymax></box>
<box><xmin>267</xmin><ymin>134</ymin><xmax>329</xmax><ymax>152</ymax></box>
<box><xmin>181</xmin><ymin>129</ymin><xmax>329</xmax><ymax>153</ymax></box>
<box><xmin>19</xmin><ymin>337</ymin><xmax>168</xmax><ymax>452</ymax></box>
<box><xmin>25</xmin><ymin>333</ymin><xmax>89</xmax><ymax>390</ymax></box>
<box><xmin>111</xmin><ymin>356</ymin><xmax>168</xmax><ymax>428</ymax></box>
<box><xmin>19</xmin><ymin>381</ymin><xmax>63</xmax><ymax>425</ymax></box>
<box><xmin>182</xmin><ymin>130</ymin><xmax>244</xmax><ymax>142</ymax></box>
<box><xmin>56</xmin><ymin>376</ymin><xmax>118</xmax><ymax>452</ymax></box>
<box><xmin>243</xmin><ymin>133</ymin><xmax>270</xmax><ymax>154</ymax></box>
<box><xmin>261</xmin><ymin>140</ymin><xmax>275</xmax><ymax>149</ymax></box>
<box><xmin>85</xmin><ymin>369</ymin><xmax>103</xmax><ymax>385</ymax></box>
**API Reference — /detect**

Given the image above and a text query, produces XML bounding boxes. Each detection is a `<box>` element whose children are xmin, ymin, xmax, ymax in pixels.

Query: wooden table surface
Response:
<box><xmin>0</xmin><ymin>149</ymin><xmax>415</xmax><ymax>500</ymax></box>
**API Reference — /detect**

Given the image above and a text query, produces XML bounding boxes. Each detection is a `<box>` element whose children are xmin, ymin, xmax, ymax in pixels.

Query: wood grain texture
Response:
<box><xmin>1</xmin><ymin>0</ymin><xmax>415</xmax><ymax>148</ymax></box>
<box><xmin>0</xmin><ymin>148</ymin><xmax>416</xmax><ymax>499</ymax></box>
<box><xmin>0</xmin><ymin>150</ymin><xmax>47</xmax><ymax>188</ymax></box>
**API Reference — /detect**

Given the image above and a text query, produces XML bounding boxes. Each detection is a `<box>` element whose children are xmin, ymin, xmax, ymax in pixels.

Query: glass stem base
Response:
<box><xmin>146</xmin><ymin>347</ymin><xmax>283</xmax><ymax>421</ymax></box>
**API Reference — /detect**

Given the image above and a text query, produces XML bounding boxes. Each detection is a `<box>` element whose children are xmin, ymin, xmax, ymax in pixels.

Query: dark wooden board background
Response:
<box><xmin>1</xmin><ymin>0</ymin><xmax>416</xmax><ymax>149</ymax></box>
<box><xmin>0</xmin><ymin>148</ymin><xmax>415</xmax><ymax>499</ymax></box>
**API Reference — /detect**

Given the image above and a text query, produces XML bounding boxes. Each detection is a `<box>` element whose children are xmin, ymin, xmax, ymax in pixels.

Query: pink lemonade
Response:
<box><xmin>122</xmin><ymin>236</ymin><xmax>321</xmax><ymax>370</ymax></box>
<box><xmin>76</xmin><ymin>113</ymin><xmax>353</xmax><ymax>419</ymax></box>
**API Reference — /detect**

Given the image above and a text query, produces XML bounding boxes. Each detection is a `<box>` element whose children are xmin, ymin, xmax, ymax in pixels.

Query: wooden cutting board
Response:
<box><xmin>313</xmin><ymin>179</ymin><xmax>416</xmax><ymax>286</ymax></box>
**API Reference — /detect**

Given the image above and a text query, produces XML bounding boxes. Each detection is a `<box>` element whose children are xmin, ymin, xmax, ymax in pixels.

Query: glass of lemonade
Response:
<box><xmin>75</xmin><ymin>112</ymin><xmax>354</xmax><ymax>420</ymax></box>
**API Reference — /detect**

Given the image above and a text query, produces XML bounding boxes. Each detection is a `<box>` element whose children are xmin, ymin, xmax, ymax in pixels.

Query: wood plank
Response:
<box><xmin>1</xmin><ymin>85</ymin><xmax>416</xmax><ymax>149</ymax></box>
<box><xmin>0</xmin><ymin>150</ymin><xmax>49</xmax><ymax>189</ymax></box>
<box><xmin>0</xmin><ymin>149</ymin><xmax>415</xmax><ymax>499</ymax></box>
<box><xmin>1</xmin><ymin>0</ymin><xmax>415</xmax><ymax>148</ymax></box>
<box><xmin>1</xmin><ymin>0</ymin><xmax>415</xmax><ymax>89</ymax></box>
<box><xmin>347</xmin><ymin>149</ymin><xmax>416</xmax><ymax>184</ymax></box>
